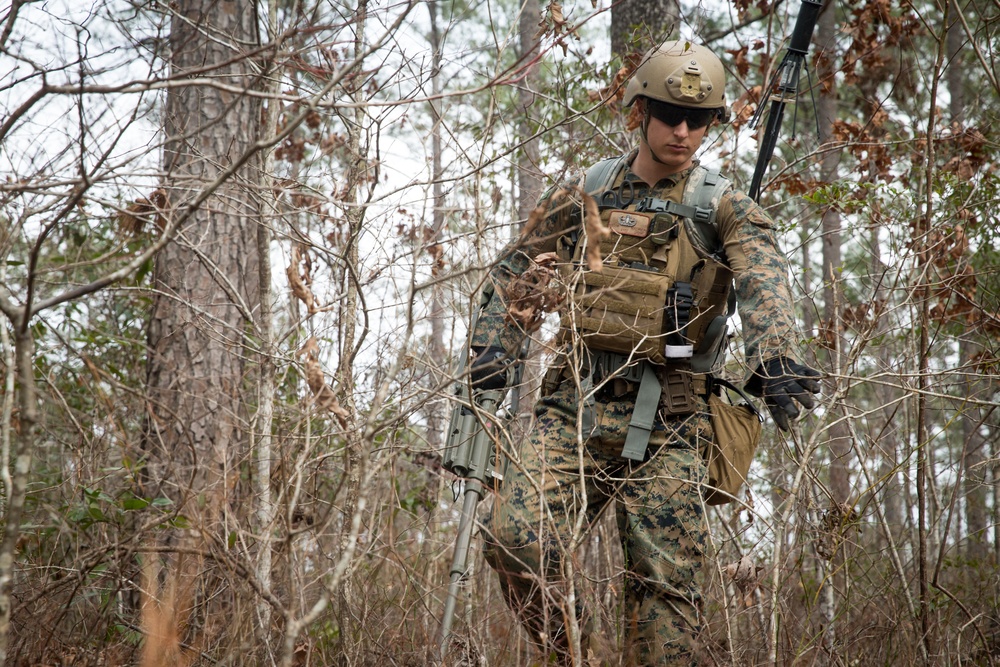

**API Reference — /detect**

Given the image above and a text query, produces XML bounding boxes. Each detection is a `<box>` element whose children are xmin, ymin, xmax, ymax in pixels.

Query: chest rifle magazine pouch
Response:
<box><xmin>560</xmin><ymin>263</ymin><xmax>675</xmax><ymax>365</ymax></box>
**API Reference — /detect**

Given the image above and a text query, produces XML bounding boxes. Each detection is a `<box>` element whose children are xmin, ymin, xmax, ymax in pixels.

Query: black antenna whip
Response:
<box><xmin>748</xmin><ymin>0</ymin><xmax>824</xmax><ymax>202</ymax></box>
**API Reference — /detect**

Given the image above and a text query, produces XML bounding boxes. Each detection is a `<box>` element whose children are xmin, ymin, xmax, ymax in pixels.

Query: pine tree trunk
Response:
<box><xmin>815</xmin><ymin>5</ymin><xmax>847</xmax><ymax>661</ymax></box>
<box><xmin>427</xmin><ymin>0</ymin><xmax>447</xmax><ymax>457</ymax></box>
<box><xmin>946</xmin><ymin>0</ymin><xmax>989</xmax><ymax>567</ymax></box>
<box><xmin>332</xmin><ymin>5</ymin><xmax>368</xmax><ymax>646</ymax></box>
<box><xmin>142</xmin><ymin>0</ymin><xmax>260</xmax><ymax>649</ymax></box>
<box><xmin>517</xmin><ymin>0</ymin><xmax>543</xmax><ymax>225</ymax></box>
<box><xmin>817</xmin><ymin>3</ymin><xmax>850</xmax><ymax>508</ymax></box>
<box><xmin>611</xmin><ymin>0</ymin><xmax>679</xmax><ymax>58</ymax></box>
<box><xmin>254</xmin><ymin>1</ymin><xmax>282</xmax><ymax>642</ymax></box>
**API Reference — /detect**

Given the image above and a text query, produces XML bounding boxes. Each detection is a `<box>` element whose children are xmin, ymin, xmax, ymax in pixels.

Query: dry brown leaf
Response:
<box><xmin>518</xmin><ymin>199</ymin><xmax>550</xmax><ymax>244</ymax></box>
<box><xmin>298</xmin><ymin>337</ymin><xmax>349</xmax><ymax>426</ymax></box>
<box><xmin>581</xmin><ymin>189</ymin><xmax>607</xmax><ymax>272</ymax></box>
<box><xmin>726</xmin><ymin>555</ymin><xmax>756</xmax><ymax>587</ymax></box>
<box><xmin>725</xmin><ymin>555</ymin><xmax>763</xmax><ymax>607</ymax></box>
<box><xmin>550</xmin><ymin>2</ymin><xmax>565</xmax><ymax>29</ymax></box>
<box><xmin>534</xmin><ymin>251</ymin><xmax>559</xmax><ymax>266</ymax></box>
<box><xmin>725</xmin><ymin>45</ymin><xmax>751</xmax><ymax>78</ymax></box>
<box><xmin>119</xmin><ymin>189</ymin><xmax>168</xmax><ymax>237</ymax></box>
<box><xmin>500</xmin><ymin>253</ymin><xmax>565</xmax><ymax>332</ymax></box>
<box><xmin>587</xmin><ymin>65</ymin><xmax>629</xmax><ymax>105</ymax></box>
<box><xmin>286</xmin><ymin>245</ymin><xmax>319</xmax><ymax>314</ymax></box>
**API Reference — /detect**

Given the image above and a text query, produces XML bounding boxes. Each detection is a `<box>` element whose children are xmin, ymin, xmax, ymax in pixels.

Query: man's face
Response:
<box><xmin>639</xmin><ymin>99</ymin><xmax>712</xmax><ymax>173</ymax></box>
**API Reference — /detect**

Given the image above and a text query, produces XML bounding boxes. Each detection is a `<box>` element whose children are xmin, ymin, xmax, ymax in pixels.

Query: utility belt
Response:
<box><xmin>584</xmin><ymin>349</ymin><xmax>709</xmax><ymax>410</ymax></box>
<box><xmin>543</xmin><ymin>348</ymin><xmax>712</xmax><ymax>462</ymax></box>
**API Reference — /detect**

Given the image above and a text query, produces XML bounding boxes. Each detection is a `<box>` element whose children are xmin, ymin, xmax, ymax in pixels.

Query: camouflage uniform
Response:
<box><xmin>472</xmin><ymin>155</ymin><xmax>802</xmax><ymax>665</ymax></box>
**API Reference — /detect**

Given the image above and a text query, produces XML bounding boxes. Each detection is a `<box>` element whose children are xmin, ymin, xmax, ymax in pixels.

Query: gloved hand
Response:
<box><xmin>469</xmin><ymin>346</ymin><xmax>510</xmax><ymax>391</ymax></box>
<box><xmin>752</xmin><ymin>357</ymin><xmax>822</xmax><ymax>431</ymax></box>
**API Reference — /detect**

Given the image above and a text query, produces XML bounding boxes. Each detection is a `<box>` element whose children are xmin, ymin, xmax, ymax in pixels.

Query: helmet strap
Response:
<box><xmin>640</xmin><ymin>109</ymin><xmax>670</xmax><ymax>166</ymax></box>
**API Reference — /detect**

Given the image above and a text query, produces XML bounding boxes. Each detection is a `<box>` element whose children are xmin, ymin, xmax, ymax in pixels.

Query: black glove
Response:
<box><xmin>469</xmin><ymin>346</ymin><xmax>510</xmax><ymax>391</ymax></box>
<box><xmin>752</xmin><ymin>357</ymin><xmax>822</xmax><ymax>431</ymax></box>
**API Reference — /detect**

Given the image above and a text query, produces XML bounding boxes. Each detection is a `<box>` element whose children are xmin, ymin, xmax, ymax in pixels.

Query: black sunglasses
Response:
<box><xmin>646</xmin><ymin>99</ymin><xmax>720</xmax><ymax>129</ymax></box>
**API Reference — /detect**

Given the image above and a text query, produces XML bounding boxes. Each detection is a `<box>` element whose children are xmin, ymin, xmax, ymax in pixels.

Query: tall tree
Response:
<box><xmin>816</xmin><ymin>1</ymin><xmax>851</xmax><ymax>508</ymax></box>
<box><xmin>517</xmin><ymin>0</ymin><xmax>544</xmax><ymax>224</ymax></box>
<box><xmin>141</xmin><ymin>0</ymin><xmax>261</xmax><ymax>649</ymax></box>
<box><xmin>946</xmin><ymin>0</ymin><xmax>989</xmax><ymax>565</ymax></box>
<box><xmin>427</xmin><ymin>0</ymin><xmax>449</xmax><ymax>455</ymax></box>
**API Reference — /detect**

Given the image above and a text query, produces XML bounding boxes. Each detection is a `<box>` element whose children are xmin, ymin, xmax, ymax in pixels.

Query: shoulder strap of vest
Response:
<box><xmin>683</xmin><ymin>165</ymin><xmax>737</xmax><ymax>318</ymax></box>
<box><xmin>584</xmin><ymin>154</ymin><xmax>630</xmax><ymax>195</ymax></box>
<box><xmin>681</xmin><ymin>165</ymin><xmax>731</xmax><ymax>258</ymax></box>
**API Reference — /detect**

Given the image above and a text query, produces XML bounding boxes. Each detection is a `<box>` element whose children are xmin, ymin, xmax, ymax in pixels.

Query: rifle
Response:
<box><xmin>748</xmin><ymin>0</ymin><xmax>824</xmax><ymax>202</ymax></box>
<box><xmin>438</xmin><ymin>336</ymin><xmax>523</xmax><ymax>656</ymax></box>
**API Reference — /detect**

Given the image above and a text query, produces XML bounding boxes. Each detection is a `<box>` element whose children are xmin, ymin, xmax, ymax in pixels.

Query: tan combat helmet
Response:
<box><xmin>623</xmin><ymin>40</ymin><xmax>730</xmax><ymax>122</ymax></box>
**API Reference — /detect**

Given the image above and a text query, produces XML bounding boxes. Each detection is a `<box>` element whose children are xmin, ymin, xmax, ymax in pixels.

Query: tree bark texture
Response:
<box><xmin>516</xmin><ymin>0</ymin><xmax>544</xmax><ymax>225</ymax></box>
<box><xmin>947</xmin><ymin>2</ymin><xmax>989</xmax><ymax>565</ymax></box>
<box><xmin>946</xmin><ymin>0</ymin><xmax>966</xmax><ymax>125</ymax></box>
<box><xmin>144</xmin><ymin>0</ymin><xmax>260</xmax><ymax>532</ymax></box>
<box><xmin>611</xmin><ymin>0</ymin><xmax>679</xmax><ymax>60</ymax></box>
<box><xmin>0</xmin><ymin>327</ymin><xmax>38</xmax><ymax>664</ymax></box>
<box><xmin>428</xmin><ymin>0</ymin><xmax>447</xmax><ymax>453</ymax></box>
<box><xmin>816</xmin><ymin>2</ymin><xmax>851</xmax><ymax>506</ymax></box>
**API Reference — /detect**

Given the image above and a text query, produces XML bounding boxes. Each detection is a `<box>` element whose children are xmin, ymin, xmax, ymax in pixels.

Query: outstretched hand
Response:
<box><xmin>754</xmin><ymin>357</ymin><xmax>822</xmax><ymax>431</ymax></box>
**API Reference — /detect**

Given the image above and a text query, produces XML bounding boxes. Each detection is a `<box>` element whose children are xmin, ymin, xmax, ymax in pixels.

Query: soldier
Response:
<box><xmin>468</xmin><ymin>40</ymin><xmax>821</xmax><ymax>665</ymax></box>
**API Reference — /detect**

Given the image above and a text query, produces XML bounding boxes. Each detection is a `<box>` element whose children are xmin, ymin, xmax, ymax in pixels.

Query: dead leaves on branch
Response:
<box><xmin>501</xmin><ymin>252</ymin><xmax>564</xmax><ymax>332</ymax></box>
<box><xmin>940</xmin><ymin>125</ymin><xmax>989</xmax><ymax>181</ymax></box>
<box><xmin>506</xmin><ymin>195</ymin><xmax>564</xmax><ymax>332</ymax></box>
<box><xmin>588</xmin><ymin>51</ymin><xmax>642</xmax><ymax>112</ymax></box>
<box><xmin>119</xmin><ymin>189</ymin><xmax>168</xmax><ymax>237</ymax></box>
<box><xmin>504</xmin><ymin>187</ymin><xmax>606</xmax><ymax>331</ymax></box>
<box><xmin>286</xmin><ymin>244</ymin><xmax>319</xmax><ymax>314</ymax></box>
<box><xmin>298</xmin><ymin>337</ymin><xmax>349</xmax><ymax>427</ymax></box>
<box><xmin>519</xmin><ymin>185</ymin><xmax>607</xmax><ymax>274</ymax></box>
<box><xmin>282</xmin><ymin>248</ymin><xmax>358</xmax><ymax>427</ymax></box>
<box><xmin>841</xmin><ymin>0</ymin><xmax>919</xmax><ymax>88</ymax></box>
<box><xmin>517</xmin><ymin>198</ymin><xmax>550</xmax><ymax>243</ymax></box>
<box><xmin>815</xmin><ymin>502</ymin><xmax>862</xmax><ymax>561</ymax></box>
<box><xmin>534</xmin><ymin>2</ymin><xmax>582</xmax><ymax>54</ymax></box>
<box><xmin>725</xmin><ymin>555</ymin><xmax>765</xmax><ymax>608</ymax></box>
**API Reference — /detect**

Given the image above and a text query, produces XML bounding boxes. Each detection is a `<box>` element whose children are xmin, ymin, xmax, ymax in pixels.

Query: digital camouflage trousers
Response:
<box><xmin>483</xmin><ymin>380</ymin><xmax>713</xmax><ymax>666</ymax></box>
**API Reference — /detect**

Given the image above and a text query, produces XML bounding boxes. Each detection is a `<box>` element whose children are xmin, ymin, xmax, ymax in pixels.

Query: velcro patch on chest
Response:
<box><xmin>608</xmin><ymin>210</ymin><xmax>652</xmax><ymax>238</ymax></box>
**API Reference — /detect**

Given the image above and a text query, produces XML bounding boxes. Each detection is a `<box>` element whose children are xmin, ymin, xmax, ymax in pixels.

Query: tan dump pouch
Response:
<box><xmin>560</xmin><ymin>265</ymin><xmax>673</xmax><ymax>364</ymax></box>
<box><xmin>702</xmin><ymin>394</ymin><xmax>762</xmax><ymax>505</ymax></box>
